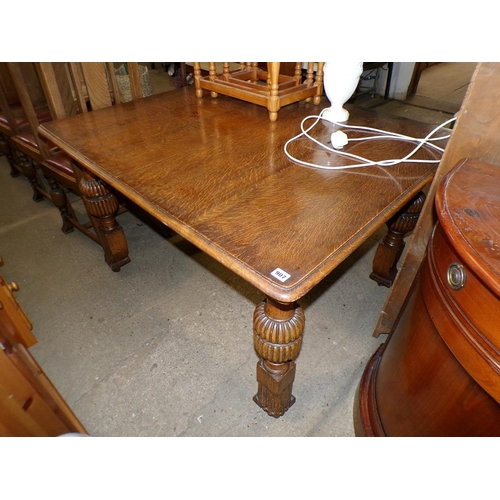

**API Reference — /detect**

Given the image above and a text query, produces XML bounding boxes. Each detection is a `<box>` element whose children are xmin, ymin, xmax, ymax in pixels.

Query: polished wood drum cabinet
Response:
<box><xmin>355</xmin><ymin>158</ymin><xmax>500</xmax><ymax>436</ymax></box>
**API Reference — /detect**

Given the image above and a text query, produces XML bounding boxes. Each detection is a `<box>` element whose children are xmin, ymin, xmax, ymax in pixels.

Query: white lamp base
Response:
<box><xmin>321</xmin><ymin>105</ymin><xmax>350</xmax><ymax>123</ymax></box>
<box><xmin>322</xmin><ymin>62</ymin><xmax>363</xmax><ymax>124</ymax></box>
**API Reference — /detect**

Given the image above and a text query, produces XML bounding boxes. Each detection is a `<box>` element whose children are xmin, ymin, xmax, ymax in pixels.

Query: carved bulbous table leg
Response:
<box><xmin>78</xmin><ymin>169</ymin><xmax>130</xmax><ymax>272</ymax></box>
<box><xmin>370</xmin><ymin>191</ymin><xmax>426</xmax><ymax>287</ymax></box>
<box><xmin>253</xmin><ymin>297</ymin><xmax>305</xmax><ymax>417</ymax></box>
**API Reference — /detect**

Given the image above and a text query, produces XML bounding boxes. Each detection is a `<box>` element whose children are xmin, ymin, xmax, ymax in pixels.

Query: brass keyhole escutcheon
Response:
<box><xmin>447</xmin><ymin>263</ymin><xmax>466</xmax><ymax>290</ymax></box>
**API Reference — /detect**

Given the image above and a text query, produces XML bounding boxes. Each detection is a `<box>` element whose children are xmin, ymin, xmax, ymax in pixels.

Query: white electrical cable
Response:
<box><xmin>284</xmin><ymin>109</ymin><xmax>456</xmax><ymax>171</ymax></box>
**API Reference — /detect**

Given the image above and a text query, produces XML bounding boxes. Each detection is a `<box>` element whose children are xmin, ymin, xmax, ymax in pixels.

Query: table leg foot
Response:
<box><xmin>254</xmin><ymin>360</ymin><xmax>296</xmax><ymax>417</ymax></box>
<box><xmin>370</xmin><ymin>191</ymin><xmax>426</xmax><ymax>287</ymax></box>
<box><xmin>253</xmin><ymin>297</ymin><xmax>305</xmax><ymax>417</ymax></box>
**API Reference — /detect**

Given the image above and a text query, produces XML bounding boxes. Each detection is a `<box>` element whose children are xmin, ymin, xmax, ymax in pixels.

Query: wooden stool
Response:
<box><xmin>193</xmin><ymin>62</ymin><xmax>324</xmax><ymax>121</ymax></box>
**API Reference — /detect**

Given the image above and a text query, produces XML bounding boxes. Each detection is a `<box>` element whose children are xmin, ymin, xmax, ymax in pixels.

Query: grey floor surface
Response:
<box><xmin>0</xmin><ymin>155</ymin><xmax>390</xmax><ymax>436</ymax></box>
<box><xmin>0</xmin><ymin>63</ymin><xmax>476</xmax><ymax>437</ymax></box>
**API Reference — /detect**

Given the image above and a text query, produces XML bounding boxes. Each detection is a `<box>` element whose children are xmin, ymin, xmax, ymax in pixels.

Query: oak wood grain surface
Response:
<box><xmin>39</xmin><ymin>87</ymin><xmax>443</xmax><ymax>302</ymax></box>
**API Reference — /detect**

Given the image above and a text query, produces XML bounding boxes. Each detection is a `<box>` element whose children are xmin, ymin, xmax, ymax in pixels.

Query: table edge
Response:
<box><xmin>39</xmin><ymin>124</ymin><xmax>435</xmax><ymax>303</ymax></box>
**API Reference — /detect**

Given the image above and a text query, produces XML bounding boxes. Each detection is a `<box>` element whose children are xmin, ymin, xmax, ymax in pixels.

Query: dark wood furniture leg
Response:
<box><xmin>253</xmin><ymin>297</ymin><xmax>305</xmax><ymax>417</ymax></box>
<box><xmin>15</xmin><ymin>151</ymin><xmax>45</xmax><ymax>202</ymax></box>
<box><xmin>77</xmin><ymin>168</ymin><xmax>131</xmax><ymax>272</ymax></box>
<box><xmin>0</xmin><ymin>135</ymin><xmax>19</xmax><ymax>177</ymax></box>
<box><xmin>370</xmin><ymin>191</ymin><xmax>426</xmax><ymax>287</ymax></box>
<box><xmin>45</xmin><ymin>176</ymin><xmax>75</xmax><ymax>234</ymax></box>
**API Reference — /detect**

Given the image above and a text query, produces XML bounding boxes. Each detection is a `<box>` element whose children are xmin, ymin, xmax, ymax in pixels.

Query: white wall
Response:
<box><xmin>361</xmin><ymin>62</ymin><xmax>416</xmax><ymax>100</ymax></box>
<box><xmin>385</xmin><ymin>62</ymin><xmax>416</xmax><ymax>100</ymax></box>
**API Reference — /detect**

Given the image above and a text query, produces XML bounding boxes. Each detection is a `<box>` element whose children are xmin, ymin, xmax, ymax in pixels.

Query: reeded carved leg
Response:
<box><xmin>46</xmin><ymin>176</ymin><xmax>75</xmax><ymax>234</ymax></box>
<box><xmin>370</xmin><ymin>191</ymin><xmax>426</xmax><ymax>287</ymax></box>
<box><xmin>78</xmin><ymin>169</ymin><xmax>130</xmax><ymax>272</ymax></box>
<box><xmin>253</xmin><ymin>297</ymin><xmax>305</xmax><ymax>417</ymax></box>
<box><xmin>17</xmin><ymin>152</ymin><xmax>44</xmax><ymax>202</ymax></box>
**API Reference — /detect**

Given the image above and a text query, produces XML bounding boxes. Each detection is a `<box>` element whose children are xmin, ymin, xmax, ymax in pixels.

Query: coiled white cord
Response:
<box><xmin>284</xmin><ymin>108</ymin><xmax>456</xmax><ymax>171</ymax></box>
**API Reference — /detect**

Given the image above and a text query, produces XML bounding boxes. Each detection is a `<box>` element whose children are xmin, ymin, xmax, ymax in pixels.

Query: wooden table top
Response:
<box><xmin>39</xmin><ymin>88</ymin><xmax>443</xmax><ymax>302</ymax></box>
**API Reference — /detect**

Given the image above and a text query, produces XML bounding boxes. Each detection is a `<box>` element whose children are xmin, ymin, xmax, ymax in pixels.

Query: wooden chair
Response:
<box><xmin>36</xmin><ymin>62</ymin><xmax>145</xmax><ymax>115</ymax></box>
<box><xmin>193</xmin><ymin>62</ymin><xmax>324</xmax><ymax>121</ymax></box>
<box><xmin>0</xmin><ymin>62</ymin><xmax>52</xmax><ymax>194</ymax></box>
<box><xmin>5</xmin><ymin>62</ymin><xmax>76</xmax><ymax>229</ymax></box>
<box><xmin>34</xmin><ymin>63</ymin><xmax>144</xmax><ymax>213</ymax></box>
<box><xmin>5</xmin><ymin>62</ymin><xmax>145</xmax><ymax>270</ymax></box>
<box><xmin>0</xmin><ymin>62</ymin><xmax>23</xmax><ymax>176</ymax></box>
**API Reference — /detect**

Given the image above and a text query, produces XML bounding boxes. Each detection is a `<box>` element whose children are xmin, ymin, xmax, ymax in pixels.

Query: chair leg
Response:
<box><xmin>15</xmin><ymin>151</ymin><xmax>45</xmax><ymax>202</ymax></box>
<box><xmin>0</xmin><ymin>134</ymin><xmax>20</xmax><ymax>177</ymax></box>
<box><xmin>46</xmin><ymin>176</ymin><xmax>75</xmax><ymax>234</ymax></box>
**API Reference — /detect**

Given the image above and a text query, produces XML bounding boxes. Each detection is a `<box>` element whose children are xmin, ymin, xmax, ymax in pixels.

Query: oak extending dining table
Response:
<box><xmin>39</xmin><ymin>87</ymin><xmax>444</xmax><ymax>417</ymax></box>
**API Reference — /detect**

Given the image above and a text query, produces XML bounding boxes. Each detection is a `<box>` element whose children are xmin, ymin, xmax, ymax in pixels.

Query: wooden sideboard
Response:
<box><xmin>354</xmin><ymin>158</ymin><xmax>500</xmax><ymax>436</ymax></box>
<box><xmin>0</xmin><ymin>256</ymin><xmax>87</xmax><ymax>436</ymax></box>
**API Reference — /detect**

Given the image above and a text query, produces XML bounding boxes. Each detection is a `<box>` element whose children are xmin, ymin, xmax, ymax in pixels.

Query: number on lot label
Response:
<box><xmin>271</xmin><ymin>268</ymin><xmax>291</xmax><ymax>282</ymax></box>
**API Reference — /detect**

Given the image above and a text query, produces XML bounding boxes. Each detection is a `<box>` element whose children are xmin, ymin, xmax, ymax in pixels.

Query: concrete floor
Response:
<box><xmin>0</xmin><ymin>63</ymin><xmax>476</xmax><ymax>437</ymax></box>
